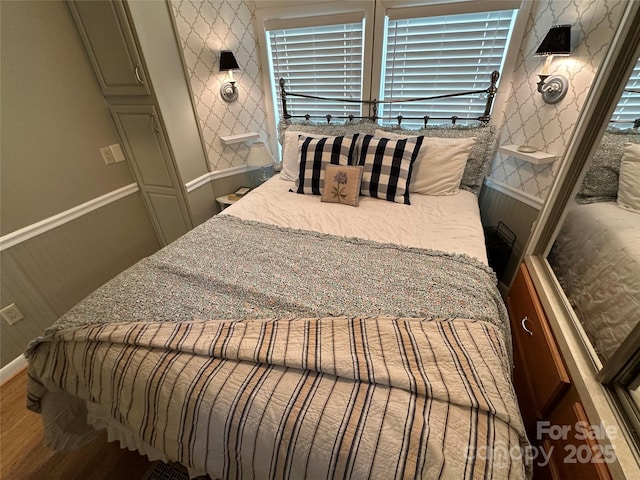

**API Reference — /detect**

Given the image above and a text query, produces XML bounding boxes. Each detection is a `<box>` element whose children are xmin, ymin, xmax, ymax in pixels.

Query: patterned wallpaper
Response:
<box><xmin>171</xmin><ymin>0</ymin><xmax>626</xmax><ymax>198</ymax></box>
<box><xmin>171</xmin><ymin>0</ymin><xmax>271</xmax><ymax>172</ymax></box>
<box><xmin>491</xmin><ymin>0</ymin><xmax>626</xmax><ymax>201</ymax></box>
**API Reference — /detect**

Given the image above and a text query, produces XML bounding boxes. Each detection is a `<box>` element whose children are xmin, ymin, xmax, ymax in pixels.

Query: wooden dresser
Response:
<box><xmin>508</xmin><ymin>263</ymin><xmax>613</xmax><ymax>479</ymax></box>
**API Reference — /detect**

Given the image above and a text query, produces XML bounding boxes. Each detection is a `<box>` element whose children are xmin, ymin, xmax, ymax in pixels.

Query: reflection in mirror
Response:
<box><xmin>629</xmin><ymin>380</ymin><xmax>640</xmax><ymax>439</ymax></box>
<box><xmin>548</xmin><ymin>56</ymin><xmax>640</xmax><ymax>363</ymax></box>
<box><xmin>547</xmin><ymin>55</ymin><xmax>640</xmax><ymax>439</ymax></box>
<box><xmin>630</xmin><ymin>380</ymin><xmax>640</xmax><ymax>409</ymax></box>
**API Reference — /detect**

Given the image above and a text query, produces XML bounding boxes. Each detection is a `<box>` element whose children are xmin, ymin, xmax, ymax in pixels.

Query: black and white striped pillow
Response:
<box><xmin>355</xmin><ymin>134</ymin><xmax>424</xmax><ymax>204</ymax></box>
<box><xmin>295</xmin><ymin>135</ymin><xmax>359</xmax><ymax>195</ymax></box>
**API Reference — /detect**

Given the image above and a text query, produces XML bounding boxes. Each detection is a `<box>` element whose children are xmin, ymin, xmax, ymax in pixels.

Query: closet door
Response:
<box><xmin>110</xmin><ymin>105</ymin><xmax>192</xmax><ymax>245</ymax></box>
<box><xmin>68</xmin><ymin>0</ymin><xmax>150</xmax><ymax>96</ymax></box>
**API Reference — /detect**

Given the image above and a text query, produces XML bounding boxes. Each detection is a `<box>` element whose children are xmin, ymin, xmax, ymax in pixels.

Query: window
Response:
<box><xmin>380</xmin><ymin>9</ymin><xmax>516</xmax><ymax>126</ymax></box>
<box><xmin>267</xmin><ymin>20</ymin><xmax>365</xmax><ymax>123</ymax></box>
<box><xmin>610</xmin><ymin>56</ymin><xmax>640</xmax><ymax>127</ymax></box>
<box><xmin>262</xmin><ymin>3</ymin><xmax>519</xmax><ymax>129</ymax></box>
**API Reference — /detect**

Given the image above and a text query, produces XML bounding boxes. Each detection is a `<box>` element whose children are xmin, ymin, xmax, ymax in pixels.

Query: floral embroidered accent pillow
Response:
<box><xmin>321</xmin><ymin>164</ymin><xmax>364</xmax><ymax>207</ymax></box>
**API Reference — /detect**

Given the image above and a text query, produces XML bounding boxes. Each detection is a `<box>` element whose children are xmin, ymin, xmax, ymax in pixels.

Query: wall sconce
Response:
<box><xmin>219</xmin><ymin>50</ymin><xmax>239</xmax><ymax>102</ymax></box>
<box><xmin>535</xmin><ymin>24</ymin><xmax>571</xmax><ymax>104</ymax></box>
<box><xmin>247</xmin><ymin>141</ymin><xmax>275</xmax><ymax>183</ymax></box>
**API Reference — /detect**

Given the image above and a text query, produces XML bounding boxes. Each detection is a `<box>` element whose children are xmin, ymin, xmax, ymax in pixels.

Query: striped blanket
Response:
<box><xmin>25</xmin><ymin>216</ymin><xmax>529</xmax><ymax>478</ymax></box>
<box><xmin>27</xmin><ymin>316</ymin><xmax>529</xmax><ymax>479</ymax></box>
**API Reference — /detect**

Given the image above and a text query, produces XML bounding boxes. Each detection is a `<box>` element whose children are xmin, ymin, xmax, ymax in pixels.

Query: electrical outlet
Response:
<box><xmin>100</xmin><ymin>146</ymin><xmax>115</xmax><ymax>165</ymax></box>
<box><xmin>1</xmin><ymin>303</ymin><xmax>24</xmax><ymax>326</ymax></box>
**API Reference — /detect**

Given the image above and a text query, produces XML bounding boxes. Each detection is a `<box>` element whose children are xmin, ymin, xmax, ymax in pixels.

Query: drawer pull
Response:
<box><xmin>521</xmin><ymin>316</ymin><xmax>533</xmax><ymax>336</ymax></box>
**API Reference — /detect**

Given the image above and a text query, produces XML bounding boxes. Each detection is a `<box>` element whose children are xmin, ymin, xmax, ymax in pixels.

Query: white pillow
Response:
<box><xmin>375</xmin><ymin>129</ymin><xmax>476</xmax><ymax>195</ymax></box>
<box><xmin>617</xmin><ymin>142</ymin><xmax>640</xmax><ymax>213</ymax></box>
<box><xmin>281</xmin><ymin>130</ymin><xmax>335</xmax><ymax>181</ymax></box>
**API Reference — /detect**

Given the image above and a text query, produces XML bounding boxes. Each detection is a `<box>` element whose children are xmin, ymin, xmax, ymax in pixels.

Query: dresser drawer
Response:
<box><xmin>511</xmin><ymin>327</ymin><xmax>537</xmax><ymax>433</ymax></box>
<box><xmin>508</xmin><ymin>264</ymin><xmax>570</xmax><ymax>417</ymax></box>
<box><xmin>543</xmin><ymin>389</ymin><xmax>612</xmax><ymax>480</ymax></box>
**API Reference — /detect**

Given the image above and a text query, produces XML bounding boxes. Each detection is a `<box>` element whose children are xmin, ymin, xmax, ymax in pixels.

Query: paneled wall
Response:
<box><xmin>0</xmin><ymin>1</ymin><xmax>160</xmax><ymax>367</ymax></box>
<box><xmin>478</xmin><ymin>183</ymin><xmax>541</xmax><ymax>291</ymax></box>
<box><xmin>1</xmin><ymin>194</ymin><xmax>159</xmax><ymax>365</ymax></box>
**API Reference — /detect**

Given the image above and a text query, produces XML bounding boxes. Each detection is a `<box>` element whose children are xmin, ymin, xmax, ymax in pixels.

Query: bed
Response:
<box><xmin>25</xmin><ymin>73</ymin><xmax>530</xmax><ymax>479</ymax></box>
<box><xmin>549</xmin><ymin>129</ymin><xmax>640</xmax><ymax>362</ymax></box>
<box><xmin>549</xmin><ymin>201</ymin><xmax>640</xmax><ymax>361</ymax></box>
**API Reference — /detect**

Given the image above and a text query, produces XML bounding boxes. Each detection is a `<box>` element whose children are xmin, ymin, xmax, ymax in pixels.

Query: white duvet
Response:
<box><xmin>549</xmin><ymin>201</ymin><xmax>640</xmax><ymax>361</ymax></box>
<box><xmin>222</xmin><ymin>175</ymin><xmax>488</xmax><ymax>264</ymax></box>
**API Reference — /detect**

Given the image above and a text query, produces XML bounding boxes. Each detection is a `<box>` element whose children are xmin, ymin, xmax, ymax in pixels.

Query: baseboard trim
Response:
<box><xmin>484</xmin><ymin>177</ymin><xmax>544</xmax><ymax>210</ymax></box>
<box><xmin>0</xmin><ymin>183</ymin><xmax>139</xmax><ymax>252</ymax></box>
<box><xmin>0</xmin><ymin>354</ymin><xmax>28</xmax><ymax>385</ymax></box>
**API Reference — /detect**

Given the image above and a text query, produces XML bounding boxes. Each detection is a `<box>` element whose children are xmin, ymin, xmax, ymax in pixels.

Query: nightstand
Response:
<box><xmin>508</xmin><ymin>264</ymin><xmax>611</xmax><ymax>480</ymax></box>
<box><xmin>216</xmin><ymin>194</ymin><xmax>240</xmax><ymax>210</ymax></box>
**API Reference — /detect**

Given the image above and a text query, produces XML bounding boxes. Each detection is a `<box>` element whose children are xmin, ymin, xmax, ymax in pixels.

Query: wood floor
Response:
<box><xmin>1</xmin><ymin>368</ymin><xmax>153</xmax><ymax>480</ymax></box>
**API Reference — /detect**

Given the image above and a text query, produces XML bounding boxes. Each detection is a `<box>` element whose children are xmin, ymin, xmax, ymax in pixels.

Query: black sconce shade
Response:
<box><xmin>219</xmin><ymin>50</ymin><xmax>239</xmax><ymax>71</ymax></box>
<box><xmin>534</xmin><ymin>25</ymin><xmax>572</xmax><ymax>104</ymax></box>
<box><xmin>535</xmin><ymin>25</ymin><xmax>571</xmax><ymax>56</ymax></box>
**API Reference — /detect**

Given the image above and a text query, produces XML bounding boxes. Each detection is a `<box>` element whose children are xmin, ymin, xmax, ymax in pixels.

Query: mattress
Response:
<box><xmin>223</xmin><ymin>175</ymin><xmax>489</xmax><ymax>264</ymax></box>
<box><xmin>25</xmin><ymin>179</ymin><xmax>528</xmax><ymax>479</ymax></box>
<box><xmin>549</xmin><ymin>201</ymin><xmax>640</xmax><ymax>361</ymax></box>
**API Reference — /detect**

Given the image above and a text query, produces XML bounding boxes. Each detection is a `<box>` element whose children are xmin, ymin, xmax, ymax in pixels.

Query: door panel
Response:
<box><xmin>114</xmin><ymin>111</ymin><xmax>174</xmax><ymax>187</ymax></box>
<box><xmin>68</xmin><ymin>0</ymin><xmax>150</xmax><ymax>96</ymax></box>
<box><xmin>110</xmin><ymin>105</ymin><xmax>192</xmax><ymax>246</ymax></box>
<box><xmin>147</xmin><ymin>192</ymin><xmax>191</xmax><ymax>245</ymax></box>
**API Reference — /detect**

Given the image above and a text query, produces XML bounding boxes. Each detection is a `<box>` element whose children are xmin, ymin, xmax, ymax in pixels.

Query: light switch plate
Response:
<box><xmin>109</xmin><ymin>143</ymin><xmax>125</xmax><ymax>163</ymax></box>
<box><xmin>100</xmin><ymin>146</ymin><xmax>115</xmax><ymax>165</ymax></box>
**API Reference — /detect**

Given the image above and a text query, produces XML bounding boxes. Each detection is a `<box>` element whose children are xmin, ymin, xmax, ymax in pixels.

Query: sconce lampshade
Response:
<box><xmin>219</xmin><ymin>50</ymin><xmax>239</xmax><ymax>71</ymax></box>
<box><xmin>535</xmin><ymin>25</ymin><xmax>571</xmax><ymax>57</ymax></box>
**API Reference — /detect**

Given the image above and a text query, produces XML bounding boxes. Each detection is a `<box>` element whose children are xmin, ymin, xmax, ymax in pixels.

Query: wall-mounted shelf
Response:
<box><xmin>499</xmin><ymin>144</ymin><xmax>556</xmax><ymax>165</ymax></box>
<box><xmin>219</xmin><ymin>132</ymin><xmax>259</xmax><ymax>145</ymax></box>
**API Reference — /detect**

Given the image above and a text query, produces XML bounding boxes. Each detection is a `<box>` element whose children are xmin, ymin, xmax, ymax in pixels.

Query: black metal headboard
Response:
<box><xmin>279</xmin><ymin>70</ymin><xmax>500</xmax><ymax>127</ymax></box>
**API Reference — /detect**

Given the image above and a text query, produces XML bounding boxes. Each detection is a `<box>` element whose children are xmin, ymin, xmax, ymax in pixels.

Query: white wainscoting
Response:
<box><xmin>185</xmin><ymin>165</ymin><xmax>259</xmax><ymax>193</ymax></box>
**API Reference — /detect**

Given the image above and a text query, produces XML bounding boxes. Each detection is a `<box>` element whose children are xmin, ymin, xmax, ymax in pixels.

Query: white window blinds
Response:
<box><xmin>268</xmin><ymin>22</ymin><xmax>364</xmax><ymax>122</ymax></box>
<box><xmin>611</xmin><ymin>57</ymin><xmax>640</xmax><ymax>128</ymax></box>
<box><xmin>380</xmin><ymin>9</ymin><xmax>516</xmax><ymax>126</ymax></box>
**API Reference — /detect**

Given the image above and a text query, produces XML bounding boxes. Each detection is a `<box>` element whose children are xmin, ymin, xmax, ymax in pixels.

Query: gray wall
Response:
<box><xmin>0</xmin><ymin>1</ymin><xmax>160</xmax><ymax>366</ymax></box>
<box><xmin>1</xmin><ymin>1</ymin><xmax>134</xmax><ymax>233</ymax></box>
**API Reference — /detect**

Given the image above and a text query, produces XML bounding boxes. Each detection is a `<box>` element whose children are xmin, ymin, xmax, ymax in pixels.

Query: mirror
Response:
<box><xmin>546</xmin><ymin>53</ymin><xmax>640</xmax><ymax>424</ymax></box>
<box><xmin>547</xmin><ymin>55</ymin><xmax>640</xmax><ymax>364</ymax></box>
